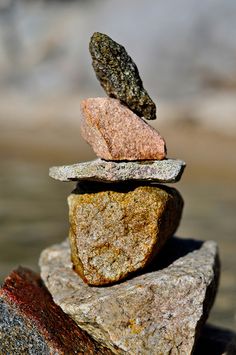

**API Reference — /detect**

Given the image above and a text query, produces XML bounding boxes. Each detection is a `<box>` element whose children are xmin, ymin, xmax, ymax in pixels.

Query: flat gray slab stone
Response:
<box><xmin>40</xmin><ymin>237</ymin><xmax>219</xmax><ymax>355</ymax></box>
<box><xmin>49</xmin><ymin>158</ymin><xmax>186</xmax><ymax>183</ymax></box>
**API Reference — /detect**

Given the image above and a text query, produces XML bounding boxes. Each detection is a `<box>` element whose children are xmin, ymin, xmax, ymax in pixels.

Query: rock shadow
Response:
<box><xmin>110</xmin><ymin>236</ymin><xmax>204</xmax><ymax>287</ymax></box>
<box><xmin>193</xmin><ymin>323</ymin><xmax>236</xmax><ymax>355</ymax></box>
<box><xmin>146</xmin><ymin>236</ymin><xmax>203</xmax><ymax>273</ymax></box>
<box><xmin>72</xmin><ymin>180</ymin><xmax>179</xmax><ymax>195</ymax></box>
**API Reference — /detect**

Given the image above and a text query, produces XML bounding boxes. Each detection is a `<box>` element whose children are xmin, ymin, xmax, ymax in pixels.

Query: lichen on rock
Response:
<box><xmin>89</xmin><ymin>32</ymin><xmax>156</xmax><ymax>120</ymax></box>
<box><xmin>39</xmin><ymin>238</ymin><xmax>220</xmax><ymax>355</ymax></box>
<box><xmin>68</xmin><ymin>183</ymin><xmax>183</xmax><ymax>286</ymax></box>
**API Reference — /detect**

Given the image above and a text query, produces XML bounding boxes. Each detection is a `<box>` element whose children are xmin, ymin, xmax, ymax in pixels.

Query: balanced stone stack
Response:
<box><xmin>38</xmin><ymin>33</ymin><xmax>220</xmax><ymax>354</ymax></box>
<box><xmin>0</xmin><ymin>32</ymin><xmax>228</xmax><ymax>354</ymax></box>
<box><xmin>49</xmin><ymin>32</ymin><xmax>185</xmax><ymax>287</ymax></box>
<box><xmin>0</xmin><ymin>34</ymin><xmax>234</xmax><ymax>355</ymax></box>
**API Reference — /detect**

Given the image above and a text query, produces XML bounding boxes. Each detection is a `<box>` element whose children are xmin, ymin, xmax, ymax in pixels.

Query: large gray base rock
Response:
<box><xmin>49</xmin><ymin>158</ymin><xmax>186</xmax><ymax>183</ymax></box>
<box><xmin>40</xmin><ymin>237</ymin><xmax>220</xmax><ymax>355</ymax></box>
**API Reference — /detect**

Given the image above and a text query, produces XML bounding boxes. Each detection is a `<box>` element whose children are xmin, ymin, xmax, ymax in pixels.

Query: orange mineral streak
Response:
<box><xmin>68</xmin><ymin>185</ymin><xmax>183</xmax><ymax>286</ymax></box>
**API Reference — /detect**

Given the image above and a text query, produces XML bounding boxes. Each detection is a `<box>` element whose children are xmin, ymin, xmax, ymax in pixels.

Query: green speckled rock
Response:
<box><xmin>89</xmin><ymin>32</ymin><xmax>156</xmax><ymax>120</ymax></box>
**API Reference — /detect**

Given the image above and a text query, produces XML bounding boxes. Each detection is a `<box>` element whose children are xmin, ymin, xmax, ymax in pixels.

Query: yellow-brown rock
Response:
<box><xmin>68</xmin><ymin>183</ymin><xmax>183</xmax><ymax>286</ymax></box>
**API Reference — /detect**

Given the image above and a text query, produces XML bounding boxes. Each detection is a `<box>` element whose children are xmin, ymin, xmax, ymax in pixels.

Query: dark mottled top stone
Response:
<box><xmin>89</xmin><ymin>32</ymin><xmax>156</xmax><ymax>120</ymax></box>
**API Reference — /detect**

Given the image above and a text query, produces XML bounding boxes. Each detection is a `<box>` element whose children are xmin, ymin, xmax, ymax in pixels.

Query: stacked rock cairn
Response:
<box><xmin>49</xmin><ymin>32</ymin><xmax>186</xmax><ymax>287</ymax></box>
<box><xmin>39</xmin><ymin>33</ymin><xmax>220</xmax><ymax>354</ymax></box>
<box><xmin>0</xmin><ymin>33</ymin><xmax>222</xmax><ymax>354</ymax></box>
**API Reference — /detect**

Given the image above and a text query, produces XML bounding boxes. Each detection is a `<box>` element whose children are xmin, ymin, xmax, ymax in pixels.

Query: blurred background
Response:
<box><xmin>0</xmin><ymin>0</ymin><xmax>235</xmax><ymax>331</ymax></box>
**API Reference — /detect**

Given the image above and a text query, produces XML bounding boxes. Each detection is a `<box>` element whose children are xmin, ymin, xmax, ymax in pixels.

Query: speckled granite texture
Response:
<box><xmin>80</xmin><ymin>98</ymin><xmax>166</xmax><ymax>161</ymax></box>
<box><xmin>90</xmin><ymin>32</ymin><xmax>156</xmax><ymax>120</ymax></box>
<box><xmin>0</xmin><ymin>267</ymin><xmax>113</xmax><ymax>354</ymax></box>
<box><xmin>40</xmin><ymin>237</ymin><xmax>220</xmax><ymax>355</ymax></box>
<box><xmin>49</xmin><ymin>158</ymin><xmax>185</xmax><ymax>183</ymax></box>
<box><xmin>67</xmin><ymin>183</ymin><xmax>183</xmax><ymax>285</ymax></box>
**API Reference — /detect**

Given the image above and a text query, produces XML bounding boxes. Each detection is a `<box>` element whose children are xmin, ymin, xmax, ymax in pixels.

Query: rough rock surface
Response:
<box><xmin>89</xmin><ymin>32</ymin><xmax>156</xmax><ymax>120</ymax></box>
<box><xmin>68</xmin><ymin>183</ymin><xmax>183</xmax><ymax>285</ymax></box>
<box><xmin>81</xmin><ymin>98</ymin><xmax>166</xmax><ymax>161</ymax></box>
<box><xmin>49</xmin><ymin>158</ymin><xmax>186</xmax><ymax>183</ymax></box>
<box><xmin>0</xmin><ymin>267</ymin><xmax>113</xmax><ymax>354</ymax></box>
<box><xmin>40</xmin><ymin>237</ymin><xmax>220</xmax><ymax>355</ymax></box>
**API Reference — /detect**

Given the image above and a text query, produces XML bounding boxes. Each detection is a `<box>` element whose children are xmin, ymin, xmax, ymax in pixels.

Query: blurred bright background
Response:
<box><xmin>0</xmin><ymin>0</ymin><xmax>235</xmax><ymax>331</ymax></box>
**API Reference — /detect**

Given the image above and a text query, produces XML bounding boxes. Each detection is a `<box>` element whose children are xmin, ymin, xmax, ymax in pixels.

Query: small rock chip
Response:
<box><xmin>0</xmin><ymin>267</ymin><xmax>113</xmax><ymax>354</ymax></box>
<box><xmin>49</xmin><ymin>158</ymin><xmax>185</xmax><ymax>183</ymax></box>
<box><xmin>81</xmin><ymin>98</ymin><xmax>166</xmax><ymax>161</ymax></box>
<box><xmin>40</xmin><ymin>237</ymin><xmax>220</xmax><ymax>355</ymax></box>
<box><xmin>89</xmin><ymin>32</ymin><xmax>156</xmax><ymax>120</ymax></box>
<box><xmin>67</xmin><ymin>183</ymin><xmax>183</xmax><ymax>285</ymax></box>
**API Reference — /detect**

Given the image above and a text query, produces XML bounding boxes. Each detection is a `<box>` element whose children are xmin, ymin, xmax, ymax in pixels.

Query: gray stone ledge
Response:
<box><xmin>49</xmin><ymin>158</ymin><xmax>186</xmax><ymax>183</ymax></box>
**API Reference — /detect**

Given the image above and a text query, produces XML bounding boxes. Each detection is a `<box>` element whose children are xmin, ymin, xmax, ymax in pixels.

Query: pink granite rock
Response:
<box><xmin>80</xmin><ymin>98</ymin><xmax>166</xmax><ymax>161</ymax></box>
